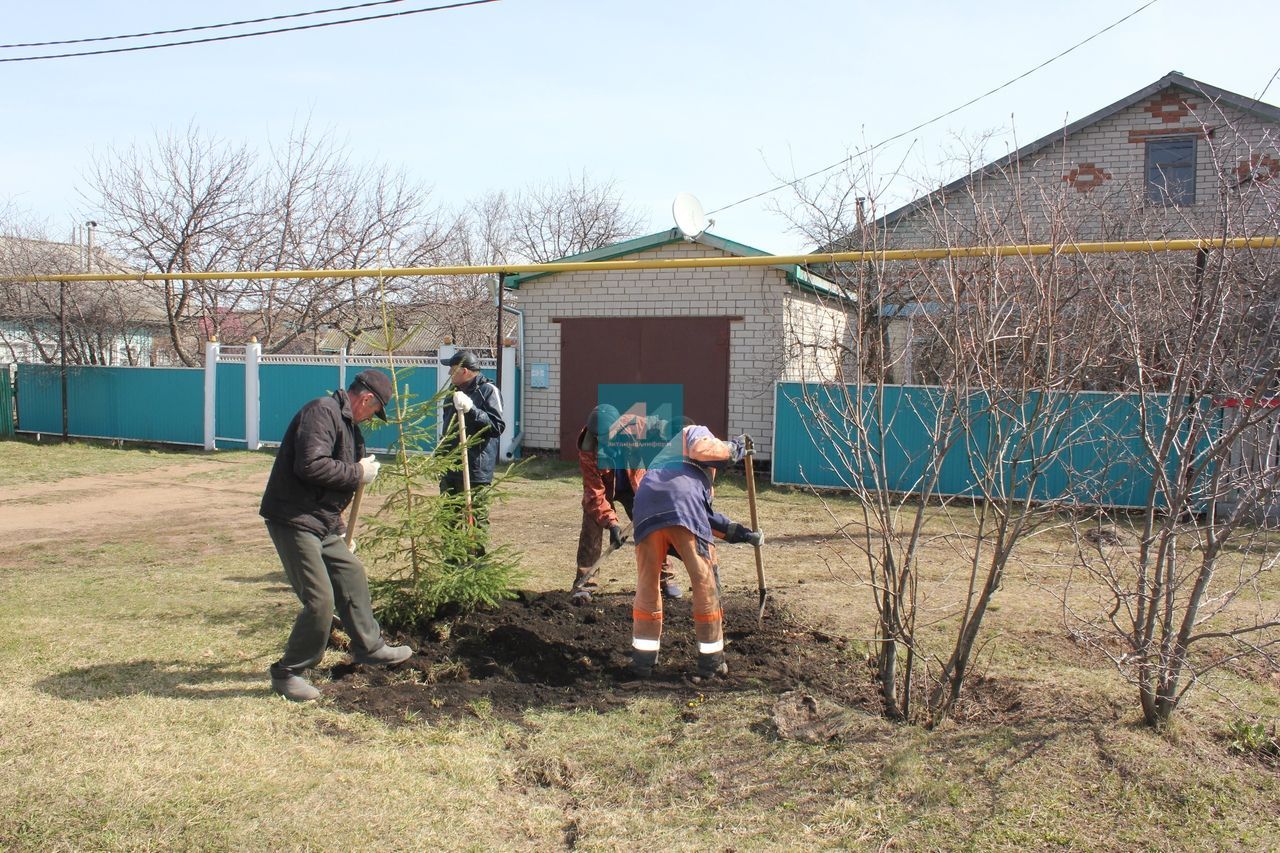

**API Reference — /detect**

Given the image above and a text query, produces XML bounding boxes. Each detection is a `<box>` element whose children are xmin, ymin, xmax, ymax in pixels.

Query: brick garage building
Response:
<box><xmin>504</xmin><ymin>230</ymin><xmax>853</xmax><ymax>460</ymax></box>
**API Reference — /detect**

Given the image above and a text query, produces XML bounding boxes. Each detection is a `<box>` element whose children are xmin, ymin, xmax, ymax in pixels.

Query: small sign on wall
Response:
<box><xmin>530</xmin><ymin>363</ymin><xmax>549</xmax><ymax>388</ymax></box>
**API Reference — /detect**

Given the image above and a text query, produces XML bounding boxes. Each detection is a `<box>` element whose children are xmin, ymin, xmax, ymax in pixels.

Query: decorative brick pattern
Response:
<box><xmin>878</xmin><ymin>86</ymin><xmax>1275</xmax><ymax>253</ymax></box>
<box><xmin>1127</xmin><ymin>127</ymin><xmax>1212</xmax><ymax>143</ymax></box>
<box><xmin>1236</xmin><ymin>153</ymin><xmax>1280</xmax><ymax>184</ymax></box>
<box><xmin>1146</xmin><ymin>92</ymin><xmax>1198</xmax><ymax>123</ymax></box>
<box><xmin>1062</xmin><ymin>162</ymin><xmax>1112</xmax><ymax>192</ymax></box>
<box><xmin>867</xmin><ymin>83</ymin><xmax>1279</xmax><ymax>384</ymax></box>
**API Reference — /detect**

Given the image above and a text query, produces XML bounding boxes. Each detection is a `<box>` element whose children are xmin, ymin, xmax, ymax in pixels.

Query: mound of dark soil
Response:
<box><xmin>324</xmin><ymin>590</ymin><xmax>875</xmax><ymax>723</ymax></box>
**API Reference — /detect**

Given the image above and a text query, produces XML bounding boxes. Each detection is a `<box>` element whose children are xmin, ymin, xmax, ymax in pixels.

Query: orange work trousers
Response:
<box><xmin>632</xmin><ymin>525</ymin><xmax>723</xmax><ymax>657</ymax></box>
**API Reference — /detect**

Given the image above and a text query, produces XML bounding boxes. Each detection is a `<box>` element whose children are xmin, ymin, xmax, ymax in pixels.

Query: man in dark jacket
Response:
<box><xmin>259</xmin><ymin>369</ymin><xmax>411</xmax><ymax>702</ymax></box>
<box><xmin>438</xmin><ymin>350</ymin><xmax>505</xmax><ymax>527</ymax></box>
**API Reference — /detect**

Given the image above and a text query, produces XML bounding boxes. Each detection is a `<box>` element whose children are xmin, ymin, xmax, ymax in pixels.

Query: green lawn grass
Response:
<box><xmin>0</xmin><ymin>439</ymin><xmax>1276</xmax><ymax>850</ymax></box>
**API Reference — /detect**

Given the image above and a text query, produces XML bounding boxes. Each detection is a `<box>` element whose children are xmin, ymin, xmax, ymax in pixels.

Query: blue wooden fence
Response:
<box><xmin>772</xmin><ymin>382</ymin><xmax>1212</xmax><ymax>509</ymax></box>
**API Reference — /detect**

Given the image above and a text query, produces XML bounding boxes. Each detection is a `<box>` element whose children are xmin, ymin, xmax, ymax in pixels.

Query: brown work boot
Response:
<box><xmin>353</xmin><ymin>643</ymin><xmax>412</xmax><ymax>666</ymax></box>
<box><xmin>271</xmin><ymin>674</ymin><xmax>320</xmax><ymax>702</ymax></box>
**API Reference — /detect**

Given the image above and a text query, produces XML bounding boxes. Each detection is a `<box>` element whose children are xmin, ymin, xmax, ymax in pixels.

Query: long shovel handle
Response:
<box><xmin>577</xmin><ymin>522</ymin><xmax>634</xmax><ymax>588</ymax></box>
<box><xmin>743</xmin><ymin>435</ymin><xmax>767</xmax><ymax>625</ymax></box>
<box><xmin>345</xmin><ymin>482</ymin><xmax>364</xmax><ymax>549</ymax></box>
<box><xmin>457</xmin><ymin>407</ymin><xmax>474</xmax><ymax>525</ymax></box>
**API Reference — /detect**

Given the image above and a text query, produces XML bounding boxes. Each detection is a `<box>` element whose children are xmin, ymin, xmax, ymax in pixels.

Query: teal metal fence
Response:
<box><xmin>258</xmin><ymin>362</ymin><xmax>342</xmax><ymax>444</ymax></box>
<box><xmin>0</xmin><ymin>365</ymin><xmax>14</xmax><ymax>439</ymax></box>
<box><xmin>772</xmin><ymin>382</ymin><xmax>1212</xmax><ymax>509</ymax></box>
<box><xmin>215</xmin><ymin>360</ymin><xmax>247</xmax><ymax>448</ymax></box>
<box><xmin>14</xmin><ymin>353</ymin><xmax>519</xmax><ymax>456</ymax></box>
<box><xmin>15</xmin><ymin>363</ymin><xmax>204</xmax><ymax>445</ymax></box>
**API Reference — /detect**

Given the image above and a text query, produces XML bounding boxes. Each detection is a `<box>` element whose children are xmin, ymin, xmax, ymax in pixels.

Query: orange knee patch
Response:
<box><xmin>632</xmin><ymin>609</ymin><xmax>664</xmax><ymax>622</ymax></box>
<box><xmin>693</xmin><ymin>609</ymin><xmax>724</xmax><ymax>623</ymax></box>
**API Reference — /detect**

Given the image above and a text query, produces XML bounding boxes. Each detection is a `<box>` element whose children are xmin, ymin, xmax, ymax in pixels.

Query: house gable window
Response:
<box><xmin>1145</xmin><ymin>137</ymin><xmax>1196</xmax><ymax>205</ymax></box>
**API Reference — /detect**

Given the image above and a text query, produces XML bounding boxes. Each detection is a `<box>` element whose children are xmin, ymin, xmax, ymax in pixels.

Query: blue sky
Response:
<box><xmin>2</xmin><ymin>0</ymin><xmax>1277</xmax><ymax>254</ymax></box>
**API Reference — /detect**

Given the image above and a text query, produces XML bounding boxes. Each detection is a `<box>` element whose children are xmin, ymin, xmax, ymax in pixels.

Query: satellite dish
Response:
<box><xmin>672</xmin><ymin>192</ymin><xmax>710</xmax><ymax>240</ymax></box>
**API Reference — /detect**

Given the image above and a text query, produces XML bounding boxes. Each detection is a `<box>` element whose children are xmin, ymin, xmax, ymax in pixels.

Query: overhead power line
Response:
<box><xmin>707</xmin><ymin>0</ymin><xmax>1162</xmax><ymax>216</ymax></box>
<box><xmin>0</xmin><ymin>0</ymin><xmax>499</xmax><ymax>63</ymax></box>
<box><xmin>0</xmin><ymin>0</ymin><xmax>411</xmax><ymax>50</ymax></box>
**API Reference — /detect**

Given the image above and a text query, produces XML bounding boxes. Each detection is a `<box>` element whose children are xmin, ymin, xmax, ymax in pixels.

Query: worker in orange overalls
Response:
<box><xmin>628</xmin><ymin>424</ymin><xmax>762</xmax><ymax>679</ymax></box>
<box><xmin>571</xmin><ymin>405</ymin><xmax>682</xmax><ymax>604</ymax></box>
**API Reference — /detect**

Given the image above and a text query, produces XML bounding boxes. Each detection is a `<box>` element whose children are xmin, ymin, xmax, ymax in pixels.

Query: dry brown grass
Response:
<box><xmin>0</xmin><ymin>442</ymin><xmax>1277</xmax><ymax>850</ymax></box>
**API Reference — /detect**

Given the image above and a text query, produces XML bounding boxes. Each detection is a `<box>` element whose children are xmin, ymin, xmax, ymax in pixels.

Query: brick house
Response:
<box><xmin>503</xmin><ymin>229</ymin><xmax>853</xmax><ymax>459</ymax></box>
<box><xmin>0</xmin><ymin>235</ymin><xmax>163</xmax><ymax>365</ymax></box>
<box><xmin>856</xmin><ymin>71</ymin><xmax>1280</xmax><ymax>383</ymax></box>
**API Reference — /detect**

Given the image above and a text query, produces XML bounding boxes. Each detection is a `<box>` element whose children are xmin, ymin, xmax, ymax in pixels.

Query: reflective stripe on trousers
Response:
<box><xmin>632</xmin><ymin>525</ymin><xmax>723</xmax><ymax>653</ymax></box>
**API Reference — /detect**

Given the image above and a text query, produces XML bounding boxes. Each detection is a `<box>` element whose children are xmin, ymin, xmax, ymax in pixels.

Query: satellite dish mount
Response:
<box><xmin>672</xmin><ymin>192</ymin><xmax>712</xmax><ymax>240</ymax></box>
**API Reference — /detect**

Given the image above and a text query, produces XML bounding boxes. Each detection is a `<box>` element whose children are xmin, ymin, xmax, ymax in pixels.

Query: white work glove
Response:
<box><xmin>358</xmin><ymin>453</ymin><xmax>380</xmax><ymax>484</ymax></box>
<box><xmin>347</xmin><ymin>538</ymin><xmax>358</xmax><ymax>554</ymax></box>
<box><xmin>452</xmin><ymin>391</ymin><xmax>474</xmax><ymax>415</ymax></box>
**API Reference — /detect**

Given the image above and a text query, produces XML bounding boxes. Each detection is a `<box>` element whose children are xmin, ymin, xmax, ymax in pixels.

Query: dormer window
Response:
<box><xmin>1145</xmin><ymin>137</ymin><xmax>1196</xmax><ymax>205</ymax></box>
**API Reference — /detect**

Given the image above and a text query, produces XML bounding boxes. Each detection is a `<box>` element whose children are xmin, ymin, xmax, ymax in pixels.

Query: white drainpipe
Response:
<box><xmin>500</xmin><ymin>302</ymin><xmax>525</xmax><ymax>460</ymax></box>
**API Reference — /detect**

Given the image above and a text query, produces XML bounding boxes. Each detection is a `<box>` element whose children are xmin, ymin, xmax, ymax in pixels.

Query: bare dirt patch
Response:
<box><xmin>324</xmin><ymin>589</ymin><xmax>880</xmax><ymax>724</ymax></box>
<box><xmin>0</xmin><ymin>458</ymin><xmax>267</xmax><ymax>544</ymax></box>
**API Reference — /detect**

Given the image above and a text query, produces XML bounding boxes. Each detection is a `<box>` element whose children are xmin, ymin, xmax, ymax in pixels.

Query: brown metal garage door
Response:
<box><xmin>558</xmin><ymin>316</ymin><xmax>731</xmax><ymax>460</ymax></box>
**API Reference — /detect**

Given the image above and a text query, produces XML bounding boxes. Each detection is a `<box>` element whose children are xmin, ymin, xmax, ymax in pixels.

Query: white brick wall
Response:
<box><xmin>513</xmin><ymin>239</ymin><xmax>847</xmax><ymax>456</ymax></box>
<box><xmin>883</xmin><ymin>87</ymin><xmax>1280</xmax><ymax>247</ymax></box>
<box><xmin>782</xmin><ymin>291</ymin><xmax>855</xmax><ymax>384</ymax></box>
<box><xmin>875</xmin><ymin>85</ymin><xmax>1280</xmax><ymax>384</ymax></box>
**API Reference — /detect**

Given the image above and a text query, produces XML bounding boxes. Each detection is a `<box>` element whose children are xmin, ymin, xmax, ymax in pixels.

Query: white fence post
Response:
<box><xmin>437</xmin><ymin>343</ymin><xmax>457</xmax><ymax>444</ymax></box>
<box><xmin>203</xmin><ymin>339</ymin><xmax>219</xmax><ymax>451</ymax></box>
<box><xmin>338</xmin><ymin>345</ymin><xmax>347</xmax><ymax>392</ymax></box>
<box><xmin>499</xmin><ymin>343</ymin><xmax>516</xmax><ymax>460</ymax></box>
<box><xmin>245</xmin><ymin>339</ymin><xmax>262</xmax><ymax>451</ymax></box>
<box><xmin>437</xmin><ymin>343</ymin><xmax>457</xmax><ymax>390</ymax></box>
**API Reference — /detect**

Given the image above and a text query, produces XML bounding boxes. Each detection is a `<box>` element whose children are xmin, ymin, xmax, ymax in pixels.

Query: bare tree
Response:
<box><xmin>85</xmin><ymin>126</ymin><xmax>255</xmax><ymax>365</ymax></box>
<box><xmin>783</xmin><ymin>106</ymin><xmax>1280</xmax><ymax>726</ymax></box>
<box><xmin>0</xmin><ymin>215</ymin><xmax>160</xmax><ymax>366</ymax></box>
<box><xmin>84</xmin><ymin>124</ymin><xmax>449</xmax><ymax>363</ymax></box>
<box><xmin>415</xmin><ymin>175</ymin><xmax>645</xmax><ymax>348</ymax></box>
<box><xmin>1062</xmin><ymin>133</ymin><xmax>1280</xmax><ymax>726</ymax></box>
<box><xmin>505</xmin><ymin>171</ymin><xmax>645</xmax><ymax>263</ymax></box>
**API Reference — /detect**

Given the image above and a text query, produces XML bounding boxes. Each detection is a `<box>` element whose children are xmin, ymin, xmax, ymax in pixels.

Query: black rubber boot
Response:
<box><xmin>696</xmin><ymin>652</ymin><xmax>728</xmax><ymax>679</ymax></box>
<box><xmin>630</xmin><ymin>649</ymin><xmax>658</xmax><ymax>678</ymax></box>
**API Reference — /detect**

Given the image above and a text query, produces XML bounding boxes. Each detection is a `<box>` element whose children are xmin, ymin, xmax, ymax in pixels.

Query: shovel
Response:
<box><xmin>344</xmin><ymin>482</ymin><xmax>365</xmax><ymax>549</ymax></box>
<box><xmin>575</xmin><ymin>522</ymin><xmax>634</xmax><ymax>591</ymax></box>
<box><xmin>456</xmin><ymin>405</ymin><xmax>474</xmax><ymax>526</ymax></box>
<box><xmin>743</xmin><ymin>435</ymin><xmax>768</xmax><ymax>626</ymax></box>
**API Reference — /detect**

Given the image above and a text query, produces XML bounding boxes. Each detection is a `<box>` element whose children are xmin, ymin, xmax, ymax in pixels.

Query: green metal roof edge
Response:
<box><xmin>505</xmin><ymin>229</ymin><xmax>684</xmax><ymax>288</ymax></box>
<box><xmin>504</xmin><ymin>229</ymin><xmax>851</xmax><ymax>304</ymax></box>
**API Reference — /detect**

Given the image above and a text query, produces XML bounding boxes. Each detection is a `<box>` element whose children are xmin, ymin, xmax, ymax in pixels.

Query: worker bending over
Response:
<box><xmin>628</xmin><ymin>424</ymin><xmax>762</xmax><ymax>679</ymax></box>
<box><xmin>572</xmin><ymin>405</ymin><xmax>681</xmax><ymax>603</ymax></box>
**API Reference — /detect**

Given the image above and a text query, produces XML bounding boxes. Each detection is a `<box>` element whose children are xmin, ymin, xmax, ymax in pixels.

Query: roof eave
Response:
<box><xmin>862</xmin><ymin>71</ymin><xmax>1280</xmax><ymax>235</ymax></box>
